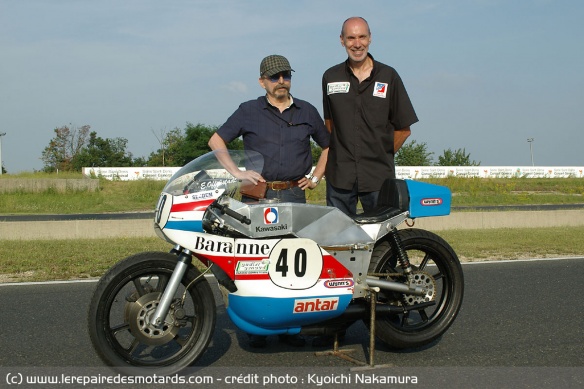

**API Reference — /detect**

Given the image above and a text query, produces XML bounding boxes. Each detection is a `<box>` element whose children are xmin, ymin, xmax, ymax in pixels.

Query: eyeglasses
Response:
<box><xmin>265</xmin><ymin>72</ymin><xmax>292</xmax><ymax>83</ymax></box>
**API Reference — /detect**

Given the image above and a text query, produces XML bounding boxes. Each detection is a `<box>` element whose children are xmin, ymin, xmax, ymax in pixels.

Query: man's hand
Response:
<box><xmin>299</xmin><ymin>175</ymin><xmax>319</xmax><ymax>190</ymax></box>
<box><xmin>236</xmin><ymin>169</ymin><xmax>264</xmax><ymax>185</ymax></box>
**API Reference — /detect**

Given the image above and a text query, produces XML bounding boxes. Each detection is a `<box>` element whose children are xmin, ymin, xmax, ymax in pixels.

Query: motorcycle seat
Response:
<box><xmin>352</xmin><ymin>179</ymin><xmax>410</xmax><ymax>224</ymax></box>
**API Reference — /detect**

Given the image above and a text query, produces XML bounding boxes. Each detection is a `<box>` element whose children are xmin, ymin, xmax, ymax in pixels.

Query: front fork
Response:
<box><xmin>150</xmin><ymin>246</ymin><xmax>193</xmax><ymax>327</ymax></box>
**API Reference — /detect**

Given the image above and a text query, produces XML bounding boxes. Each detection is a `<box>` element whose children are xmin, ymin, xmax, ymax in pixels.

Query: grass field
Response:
<box><xmin>1</xmin><ymin>174</ymin><xmax>583</xmax><ymax>282</ymax></box>
<box><xmin>1</xmin><ymin>174</ymin><xmax>583</xmax><ymax>214</ymax></box>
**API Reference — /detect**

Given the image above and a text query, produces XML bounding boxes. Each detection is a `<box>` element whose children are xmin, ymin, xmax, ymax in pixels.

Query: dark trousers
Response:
<box><xmin>326</xmin><ymin>180</ymin><xmax>379</xmax><ymax>216</ymax></box>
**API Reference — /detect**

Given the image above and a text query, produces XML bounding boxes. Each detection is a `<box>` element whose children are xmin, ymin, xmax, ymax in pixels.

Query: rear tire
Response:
<box><xmin>367</xmin><ymin>228</ymin><xmax>464</xmax><ymax>349</ymax></box>
<box><xmin>88</xmin><ymin>251</ymin><xmax>215</xmax><ymax>375</ymax></box>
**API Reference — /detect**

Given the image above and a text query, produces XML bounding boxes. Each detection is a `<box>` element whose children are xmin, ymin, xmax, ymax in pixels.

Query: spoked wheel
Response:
<box><xmin>367</xmin><ymin>228</ymin><xmax>464</xmax><ymax>349</ymax></box>
<box><xmin>88</xmin><ymin>251</ymin><xmax>215</xmax><ymax>375</ymax></box>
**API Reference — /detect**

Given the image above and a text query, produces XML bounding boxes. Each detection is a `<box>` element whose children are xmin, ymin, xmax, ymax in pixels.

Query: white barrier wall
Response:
<box><xmin>83</xmin><ymin>166</ymin><xmax>584</xmax><ymax>181</ymax></box>
<box><xmin>83</xmin><ymin>167</ymin><xmax>181</xmax><ymax>181</ymax></box>
<box><xmin>395</xmin><ymin>166</ymin><xmax>584</xmax><ymax>179</ymax></box>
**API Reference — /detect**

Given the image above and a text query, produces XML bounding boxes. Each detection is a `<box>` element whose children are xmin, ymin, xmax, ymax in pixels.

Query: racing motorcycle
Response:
<box><xmin>88</xmin><ymin>149</ymin><xmax>464</xmax><ymax>374</ymax></box>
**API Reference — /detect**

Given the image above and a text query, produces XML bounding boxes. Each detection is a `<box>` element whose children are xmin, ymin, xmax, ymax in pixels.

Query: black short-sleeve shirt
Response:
<box><xmin>217</xmin><ymin>96</ymin><xmax>329</xmax><ymax>181</ymax></box>
<box><xmin>322</xmin><ymin>54</ymin><xmax>418</xmax><ymax>192</ymax></box>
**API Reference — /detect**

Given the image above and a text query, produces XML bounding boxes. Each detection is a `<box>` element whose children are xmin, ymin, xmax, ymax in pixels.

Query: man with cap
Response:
<box><xmin>209</xmin><ymin>54</ymin><xmax>329</xmax><ymax>204</ymax></box>
<box><xmin>208</xmin><ymin>55</ymin><xmax>329</xmax><ymax>347</ymax></box>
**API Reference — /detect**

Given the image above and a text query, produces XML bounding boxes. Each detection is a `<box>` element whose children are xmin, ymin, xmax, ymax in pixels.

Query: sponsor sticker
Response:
<box><xmin>293</xmin><ymin>297</ymin><xmax>339</xmax><ymax>313</ymax></box>
<box><xmin>191</xmin><ymin>191</ymin><xmax>215</xmax><ymax>200</ymax></box>
<box><xmin>327</xmin><ymin>82</ymin><xmax>350</xmax><ymax>95</ymax></box>
<box><xmin>324</xmin><ymin>279</ymin><xmax>354</xmax><ymax>288</ymax></box>
<box><xmin>235</xmin><ymin>260</ymin><xmax>270</xmax><ymax>275</ymax></box>
<box><xmin>373</xmin><ymin>82</ymin><xmax>388</xmax><ymax>98</ymax></box>
<box><xmin>420</xmin><ymin>198</ymin><xmax>443</xmax><ymax>206</ymax></box>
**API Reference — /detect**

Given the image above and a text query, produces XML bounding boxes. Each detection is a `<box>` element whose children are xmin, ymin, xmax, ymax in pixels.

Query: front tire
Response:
<box><xmin>367</xmin><ymin>228</ymin><xmax>464</xmax><ymax>349</ymax></box>
<box><xmin>88</xmin><ymin>251</ymin><xmax>216</xmax><ymax>375</ymax></box>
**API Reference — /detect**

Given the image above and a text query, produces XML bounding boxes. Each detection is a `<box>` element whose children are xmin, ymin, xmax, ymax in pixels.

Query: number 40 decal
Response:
<box><xmin>276</xmin><ymin>248</ymin><xmax>307</xmax><ymax>277</ymax></box>
<box><xmin>268</xmin><ymin>239</ymin><xmax>323</xmax><ymax>290</ymax></box>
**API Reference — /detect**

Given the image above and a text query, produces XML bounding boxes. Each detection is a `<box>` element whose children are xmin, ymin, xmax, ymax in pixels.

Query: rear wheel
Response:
<box><xmin>367</xmin><ymin>228</ymin><xmax>464</xmax><ymax>349</ymax></box>
<box><xmin>88</xmin><ymin>251</ymin><xmax>215</xmax><ymax>375</ymax></box>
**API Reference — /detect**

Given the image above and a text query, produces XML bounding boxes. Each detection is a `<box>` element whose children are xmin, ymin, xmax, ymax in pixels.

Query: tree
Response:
<box><xmin>395</xmin><ymin>140</ymin><xmax>434</xmax><ymax>166</ymax></box>
<box><xmin>72</xmin><ymin>131</ymin><xmax>133</xmax><ymax>169</ymax></box>
<box><xmin>173</xmin><ymin>123</ymin><xmax>243</xmax><ymax>166</ymax></box>
<box><xmin>147</xmin><ymin>128</ymin><xmax>186</xmax><ymax>167</ymax></box>
<box><xmin>41</xmin><ymin>124</ymin><xmax>90</xmax><ymax>172</ymax></box>
<box><xmin>311</xmin><ymin>141</ymin><xmax>322</xmax><ymax>165</ymax></box>
<box><xmin>180</xmin><ymin>123</ymin><xmax>219</xmax><ymax>165</ymax></box>
<box><xmin>436</xmin><ymin>148</ymin><xmax>480</xmax><ymax>166</ymax></box>
<box><xmin>142</xmin><ymin>123</ymin><xmax>239</xmax><ymax>167</ymax></box>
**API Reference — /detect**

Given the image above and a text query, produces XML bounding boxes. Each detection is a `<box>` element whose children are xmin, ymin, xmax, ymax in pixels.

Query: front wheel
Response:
<box><xmin>367</xmin><ymin>228</ymin><xmax>464</xmax><ymax>349</ymax></box>
<box><xmin>87</xmin><ymin>251</ymin><xmax>216</xmax><ymax>375</ymax></box>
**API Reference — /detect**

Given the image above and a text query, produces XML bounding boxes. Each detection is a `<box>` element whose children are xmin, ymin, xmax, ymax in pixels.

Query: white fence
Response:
<box><xmin>83</xmin><ymin>166</ymin><xmax>584</xmax><ymax>181</ymax></box>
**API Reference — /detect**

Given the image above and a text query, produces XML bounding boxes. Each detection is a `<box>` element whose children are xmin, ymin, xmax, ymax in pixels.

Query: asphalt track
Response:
<box><xmin>0</xmin><ymin>258</ymin><xmax>583</xmax><ymax>388</ymax></box>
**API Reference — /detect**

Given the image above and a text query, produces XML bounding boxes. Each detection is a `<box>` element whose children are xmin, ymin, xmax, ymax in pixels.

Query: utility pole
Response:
<box><xmin>527</xmin><ymin>138</ymin><xmax>534</xmax><ymax>166</ymax></box>
<box><xmin>0</xmin><ymin>132</ymin><xmax>6</xmax><ymax>175</ymax></box>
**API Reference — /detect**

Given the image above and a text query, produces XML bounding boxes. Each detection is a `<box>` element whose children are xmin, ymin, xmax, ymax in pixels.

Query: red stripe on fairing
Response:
<box><xmin>320</xmin><ymin>254</ymin><xmax>353</xmax><ymax>279</ymax></box>
<box><xmin>195</xmin><ymin>252</ymin><xmax>238</xmax><ymax>279</ymax></box>
<box><xmin>195</xmin><ymin>251</ymin><xmax>353</xmax><ymax>281</ymax></box>
<box><xmin>171</xmin><ymin>199</ymin><xmax>215</xmax><ymax>212</ymax></box>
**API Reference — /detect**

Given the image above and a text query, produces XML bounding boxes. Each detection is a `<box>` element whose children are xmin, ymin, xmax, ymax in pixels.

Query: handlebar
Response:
<box><xmin>210</xmin><ymin>202</ymin><xmax>251</xmax><ymax>225</ymax></box>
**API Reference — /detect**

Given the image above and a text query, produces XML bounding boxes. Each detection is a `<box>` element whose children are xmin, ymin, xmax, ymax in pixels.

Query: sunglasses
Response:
<box><xmin>265</xmin><ymin>72</ymin><xmax>292</xmax><ymax>83</ymax></box>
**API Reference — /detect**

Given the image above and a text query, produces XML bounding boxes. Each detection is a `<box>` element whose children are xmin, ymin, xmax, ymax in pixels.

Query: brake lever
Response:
<box><xmin>210</xmin><ymin>202</ymin><xmax>251</xmax><ymax>225</ymax></box>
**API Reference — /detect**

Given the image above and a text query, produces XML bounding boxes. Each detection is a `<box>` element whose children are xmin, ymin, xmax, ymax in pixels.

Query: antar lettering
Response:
<box><xmin>293</xmin><ymin>298</ymin><xmax>339</xmax><ymax>313</ymax></box>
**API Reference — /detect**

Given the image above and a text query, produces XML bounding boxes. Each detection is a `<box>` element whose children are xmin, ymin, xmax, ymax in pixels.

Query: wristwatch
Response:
<box><xmin>309</xmin><ymin>174</ymin><xmax>320</xmax><ymax>185</ymax></box>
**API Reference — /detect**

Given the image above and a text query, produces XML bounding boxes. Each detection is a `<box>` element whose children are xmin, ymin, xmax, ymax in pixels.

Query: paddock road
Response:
<box><xmin>2</xmin><ymin>204</ymin><xmax>584</xmax><ymax>240</ymax></box>
<box><xmin>0</xmin><ymin>258</ymin><xmax>583</xmax><ymax>388</ymax></box>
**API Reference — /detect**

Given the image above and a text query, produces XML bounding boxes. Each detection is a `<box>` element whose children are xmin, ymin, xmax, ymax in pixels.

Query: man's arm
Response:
<box><xmin>208</xmin><ymin>133</ymin><xmax>263</xmax><ymax>183</ymax></box>
<box><xmin>299</xmin><ymin>147</ymin><xmax>329</xmax><ymax>190</ymax></box>
<box><xmin>394</xmin><ymin>127</ymin><xmax>411</xmax><ymax>152</ymax></box>
<box><xmin>324</xmin><ymin>119</ymin><xmax>334</xmax><ymax>133</ymax></box>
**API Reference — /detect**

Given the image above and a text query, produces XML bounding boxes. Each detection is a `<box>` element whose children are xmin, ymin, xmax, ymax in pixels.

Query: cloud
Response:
<box><xmin>220</xmin><ymin>81</ymin><xmax>248</xmax><ymax>94</ymax></box>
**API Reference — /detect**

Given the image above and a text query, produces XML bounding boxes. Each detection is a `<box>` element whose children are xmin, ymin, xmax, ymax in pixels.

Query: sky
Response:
<box><xmin>1</xmin><ymin>0</ymin><xmax>583</xmax><ymax>173</ymax></box>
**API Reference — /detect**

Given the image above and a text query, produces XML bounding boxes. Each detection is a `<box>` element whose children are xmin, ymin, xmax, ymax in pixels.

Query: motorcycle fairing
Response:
<box><xmin>155</xmin><ymin>192</ymin><xmax>221</xmax><ymax>234</ymax></box>
<box><xmin>185</xmin><ymin>233</ymin><xmax>354</xmax><ymax>333</ymax></box>
<box><xmin>405</xmin><ymin>180</ymin><xmax>452</xmax><ymax>218</ymax></box>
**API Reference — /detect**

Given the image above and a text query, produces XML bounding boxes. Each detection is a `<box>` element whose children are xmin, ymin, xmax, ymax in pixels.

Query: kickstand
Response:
<box><xmin>315</xmin><ymin>287</ymin><xmax>393</xmax><ymax>370</ymax></box>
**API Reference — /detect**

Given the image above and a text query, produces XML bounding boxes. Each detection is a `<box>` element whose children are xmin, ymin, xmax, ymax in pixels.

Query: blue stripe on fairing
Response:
<box><xmin>164</xmin><ymin>220</ymin><xmax>203</xmax><ymax>232</ymax></box>
<box><xmin>226</xmin><ymin>294</ymin><xmax>353</xmax><ymax>335</ymax></box>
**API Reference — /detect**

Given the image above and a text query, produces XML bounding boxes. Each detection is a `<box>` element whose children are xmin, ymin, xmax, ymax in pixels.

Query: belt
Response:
<box><xmin>266</xmin><ymin>180</ymin><xmax>301</xmax><ymax>190</ymax></box>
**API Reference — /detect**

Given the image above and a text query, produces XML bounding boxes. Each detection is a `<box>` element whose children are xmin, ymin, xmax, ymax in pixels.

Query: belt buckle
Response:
<box><xmin>269</xmin><ymin>181</ymin><xmax>288</xmax><ymax>190</ymax></box>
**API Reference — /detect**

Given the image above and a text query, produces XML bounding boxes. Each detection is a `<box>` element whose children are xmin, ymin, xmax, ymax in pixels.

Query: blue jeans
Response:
<box><xmin>326</xmin><ymin>180</ymin><xmax>379</xmax><ymax>216</ymax></box>
<box><xmin>242</xmin><ymin>186</ymin><xmax>306</xmax><ymax>204</ymax></box>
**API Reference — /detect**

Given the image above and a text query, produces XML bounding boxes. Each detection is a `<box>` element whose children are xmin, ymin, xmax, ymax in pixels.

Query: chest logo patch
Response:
<box><xmin>373</xmin><ymin>82</ymin><xmax>388</xmax><ymax>98</ymax></box>
<box><xmin>327</xmin><ymin>82</ymin><xmax>350</xmax><ymax>95</ymax></box>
